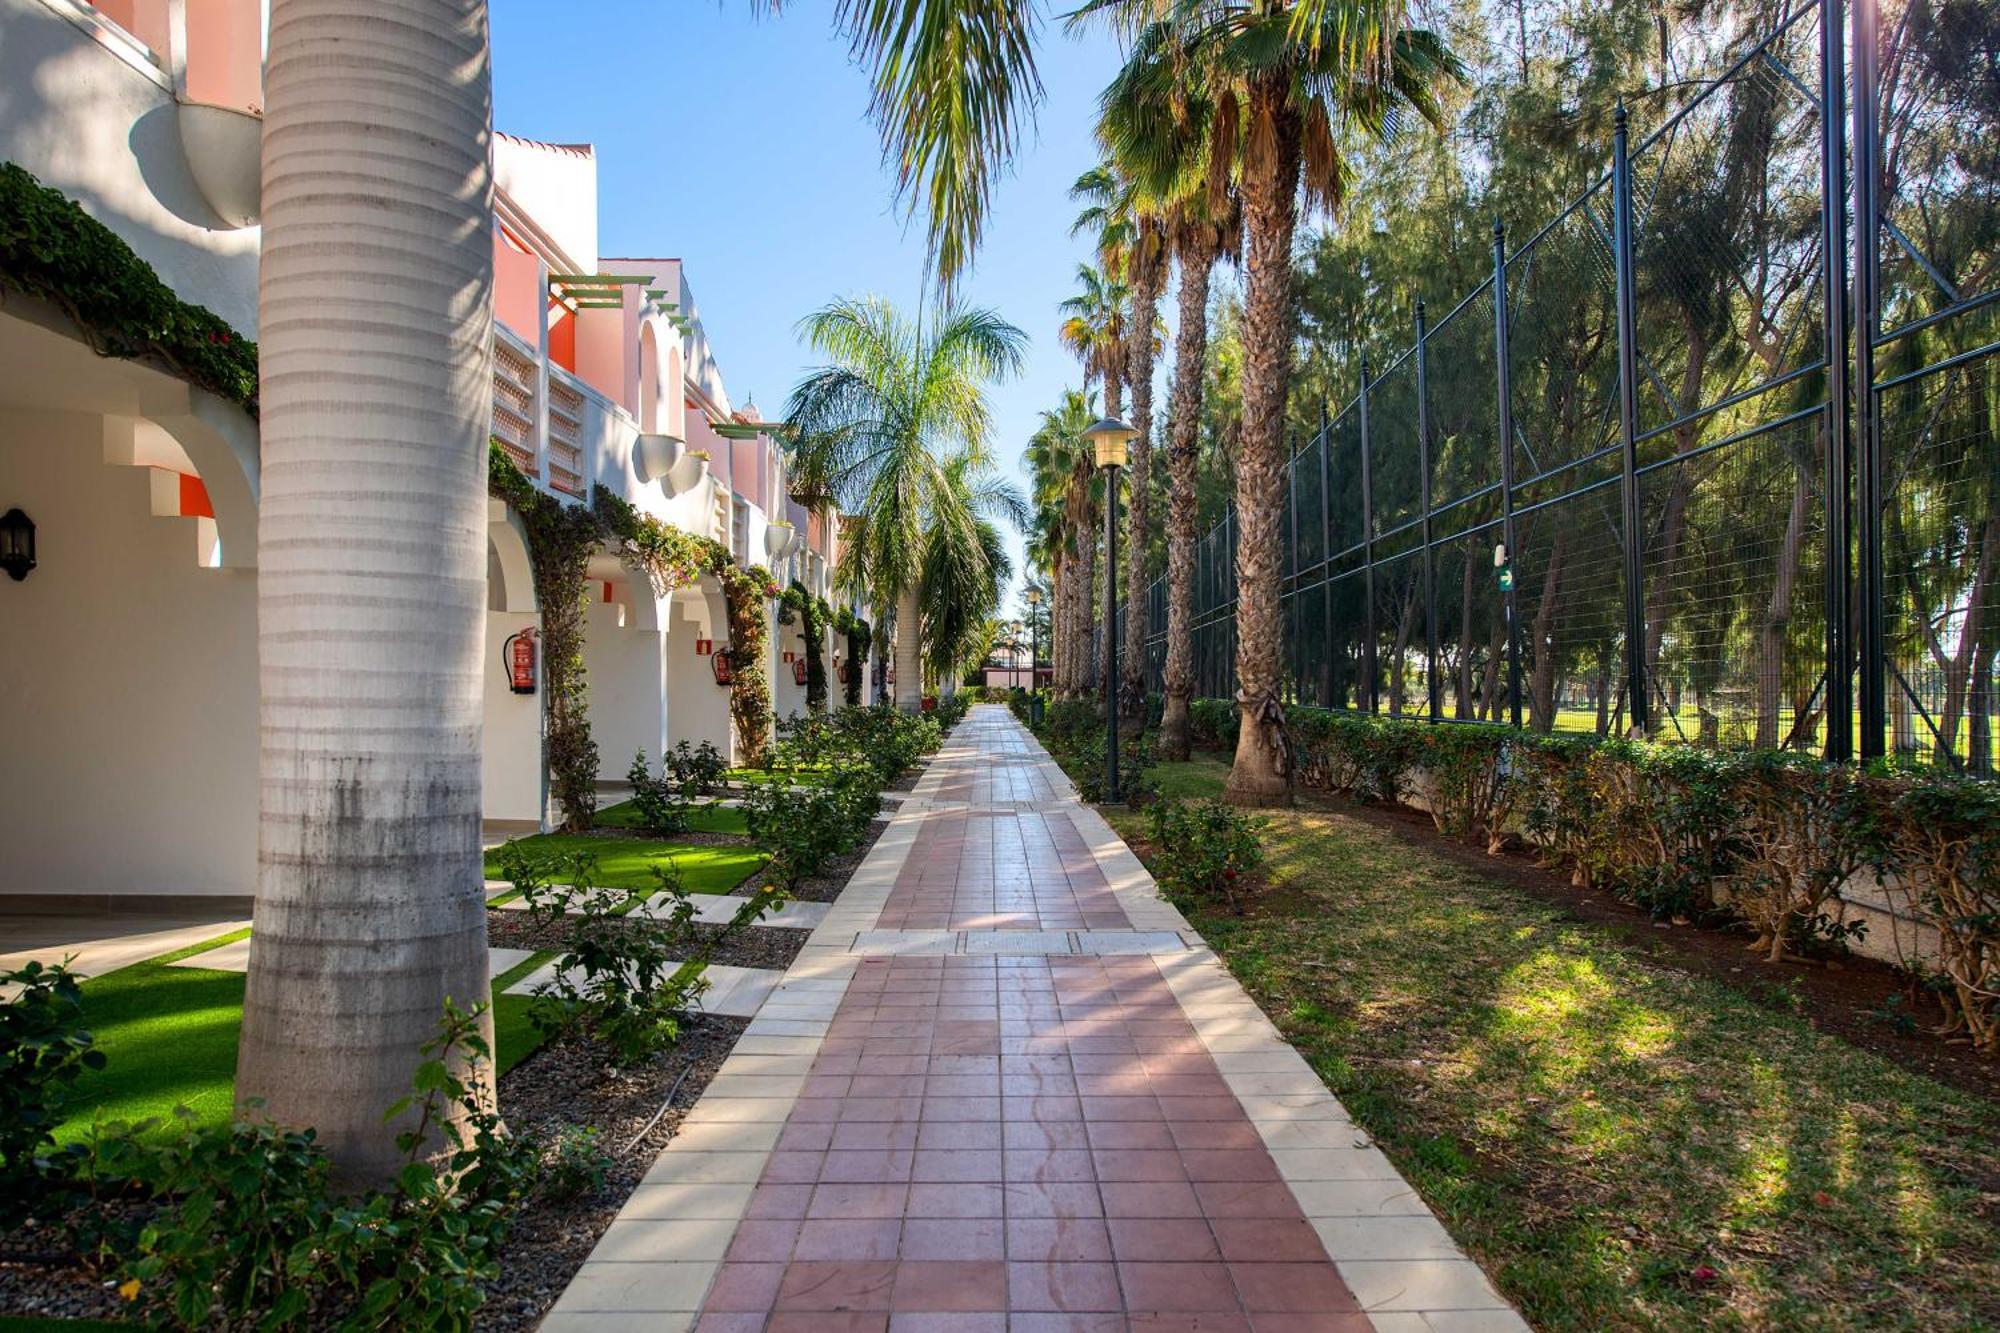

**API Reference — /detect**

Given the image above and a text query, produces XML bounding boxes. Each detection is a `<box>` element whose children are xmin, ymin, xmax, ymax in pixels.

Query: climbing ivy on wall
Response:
<box><xmin>719</xmin><ymin>564</ymin><xmax>779</xmax><ymax>765</ymax></box>
<box><xmin>783</xmin><ymin>583</ymin><xmax>834</xmax><ymax>712</ymax></box>
<box><xmin>0</xmin><ymin>162</ymin><xmax>258</xmax><ymax>413</ymax></box>
<box><xmin>833</xmin><ymin>607</ymin><xmax>873</xmax><ymax>707</ymax></box>
<box><xmin>489</xmin><ymin>442</ymin><xmax>601</xmax><ymax>831</ymax></box>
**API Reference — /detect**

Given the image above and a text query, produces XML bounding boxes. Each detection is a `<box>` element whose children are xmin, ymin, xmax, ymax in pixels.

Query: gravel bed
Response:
<box><xmin>0</xmin><ymin>1216</ymin><xmax>133</xmax><ymax>1323</ymax></box>
<box><xmin>486</xmin><ymin>909</ymin><xmax>808</xmax><ymax>972</ymax></box>
<box><xmin>479</xmin><ymin>1016</ymin><xmax>749</xmax><ymax>1332</ymax></box>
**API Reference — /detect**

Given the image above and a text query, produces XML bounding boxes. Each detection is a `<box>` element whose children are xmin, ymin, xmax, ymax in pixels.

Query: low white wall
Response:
<box><xmin>586</xmin><ymin>600</ymin><xmax>666</xmax><ymax>781</ymax></box>
<box><xmin>0</xmin><ymin>409</ymin><xmax>256</xmax><ymax>896</ymax></box>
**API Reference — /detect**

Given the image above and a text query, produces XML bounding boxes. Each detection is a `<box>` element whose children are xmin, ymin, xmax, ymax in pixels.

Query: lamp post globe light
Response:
<box><xmin>1083</xmin><ymin>416</ymin><xmax>1137</xmax><ymax>801</ymax></box>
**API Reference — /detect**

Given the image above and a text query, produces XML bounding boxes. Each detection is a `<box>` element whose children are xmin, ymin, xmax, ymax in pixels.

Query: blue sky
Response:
<box><xmin>489</xmin><ymin>1</ymin><xmax>1135</xmax><ymax>608</ymax></box>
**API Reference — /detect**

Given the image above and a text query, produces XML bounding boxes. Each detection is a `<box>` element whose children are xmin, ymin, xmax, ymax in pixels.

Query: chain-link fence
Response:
<box><xmin>1121</xmin><ymin>0</ymin><xmax>1997</xmax><ymax>772</ymax></box>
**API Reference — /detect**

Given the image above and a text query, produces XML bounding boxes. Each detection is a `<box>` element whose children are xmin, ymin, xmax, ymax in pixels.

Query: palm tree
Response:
<box><xmin>1076</xmin><ymin>160</ymin><xmax>1170</xmax><ymax>723</ymax></box>
<box><xmin>1136</xmin><ymin>0</ymin><xmax>1459</xmax><ymax>804</ymax></box>
<box><xmin>1057</xmin><ymin>265</ymin><xmax>1131</xmax><ymax>696</ymax></box>
<box><xmin>1098</xmin><ymin>14</ymin><xmax>1241</xmax><ymax>759</ymax></box>
<box><xmin>235</xmin><ymin>0</ymin><xmax>497</xmax><ymax>1183</ymax></box>
<box><xmin>922</xmin><ymin>454</ymin><xmax>1026</xmax><ymax>689</ymax></box>
<box><xmin>786</xmin><ymin>296</ymin><xmax>1027</xmax><ymax>711</ymax></box>
<box><xmin>1024</xmin><ymin>388</ymin><xmax>1099</xmax><ymax>698</ymax></box>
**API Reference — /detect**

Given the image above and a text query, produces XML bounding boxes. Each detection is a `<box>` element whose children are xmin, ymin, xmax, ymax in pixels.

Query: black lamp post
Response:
<box><xmin>1084</xmin><ymin>416</ymin><xmax>1137</xmax><ymax>801</ymax></box>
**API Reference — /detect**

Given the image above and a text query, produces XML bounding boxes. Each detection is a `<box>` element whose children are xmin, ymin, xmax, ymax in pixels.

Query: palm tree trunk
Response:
<box><xmin>895</xmin><ymin>585</ymin><xmax>923</xmax><ymax>712</ymax></box>
<box><xmin>1224</xmin><ymin>74</ymin><xmax>1300</xmax><ymax>807</ymax></box>
<box><xmin>1121</xmin><ymin>246</ymin><xmax>1164</xmax><ymax>722</ymax></box>
<box><xmin>236</xmin><ymin>0</ymin><xmax>495</xmax><ymax>1185</ymax></box>
<box><xmin>1160</xmin><ymin>237</ymin><xmax>1215</xmax><ymax>760</ymax></box>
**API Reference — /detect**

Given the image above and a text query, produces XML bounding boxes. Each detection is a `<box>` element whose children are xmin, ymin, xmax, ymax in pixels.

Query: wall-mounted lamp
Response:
<box><xmin>1</xmin><ymin>508</ymin><xmax>36</xmax><ymax>582</ymax></box>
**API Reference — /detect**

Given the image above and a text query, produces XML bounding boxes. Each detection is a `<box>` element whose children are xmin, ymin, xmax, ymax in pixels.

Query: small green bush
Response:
<box><xmin>1145</xmin><ymin>798</ymin><xmax>1265</xmax><ymax>912</ymax></box>
<box><xmin>625</xmin><ymin>750</ymin><xmax>693</xmax><ymax>836</ymax></box>
<box><xmin>0</xmin><ymin>960</ymin><xmax>105</xmax><ymax>1220</ymax></box>
<box><xmin>744</xmin><ymin>776</ymin><xmax>877</xmax><ymax>890</ymax></box>
<box><xmin>666</xmin><ymin>740</ymin><xmax>728</xmax><ymax>797</ymax></box>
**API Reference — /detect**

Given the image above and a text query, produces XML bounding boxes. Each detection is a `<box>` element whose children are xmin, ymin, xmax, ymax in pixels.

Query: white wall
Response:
<box><xmin>773</xmin><ymin>617</ymin><xmax>809</xmax><ymax>721</ymax></box>
<box><xmin>0</xmin><ymin>408</ymin><xmax>256</xmax><ymax>896</ymax></box>
<box><xmin>480</xmin><ymin>613</ymin><xmax>543</xmax><ymax>824</ymax></box>
<box><xmin>585</xmin><ymin>597</ymin><xmax>667</xmax><ymax>781</ymax></box>
<box><xmin>0</xmin><ymin>0</ymin><xmax>260</xmax><ymax>332</ymax></box>
<box><xmin>665</xmin><ymin>583</ymin><xmax>734</xmax><ymax>762</ymax></box>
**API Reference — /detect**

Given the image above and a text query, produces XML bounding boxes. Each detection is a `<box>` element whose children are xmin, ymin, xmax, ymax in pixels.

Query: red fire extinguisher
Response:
<box><xmin>793</xmin><ymin>657</ymin><xmax>808</xmax><ymax>686</ymax></box>
<box><xmin>504</xmin><ymin>627</ymin><xmax>538</xmax><ymax>695</ymax></box>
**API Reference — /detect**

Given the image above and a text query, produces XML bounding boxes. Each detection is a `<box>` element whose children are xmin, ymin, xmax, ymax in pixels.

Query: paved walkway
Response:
<box><xmin>543</xmin><ymin>707</ymin><xmax>1526</xmax><ymax>1333</ymax></box>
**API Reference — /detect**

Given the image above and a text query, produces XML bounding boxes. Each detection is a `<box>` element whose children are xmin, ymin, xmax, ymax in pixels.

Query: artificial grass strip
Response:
<box><xmin>482</xmin><ymin>834</ymin><xmax>767</xmax><ymax>894</ymax></box>
<box><xmin>594</xmin><ymin>799</ymin><xmax>750</xmax><ymax>836</ymax></box>
<box><xmin>53</xmin><ymin>937</ymin><xmax>559</xmax><ymax>1142</ymax></box>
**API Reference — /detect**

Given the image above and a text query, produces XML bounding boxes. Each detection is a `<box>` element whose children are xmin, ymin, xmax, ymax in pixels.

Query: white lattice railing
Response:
<box><xmin>492</xmin><ymin>336</ymin><xmax>540</xmax><ymax>476</ymax></box>
<box><xmin>546</xmin><ymin>376</ymin><xmax>586</xmax><ymax>497</ymax></box>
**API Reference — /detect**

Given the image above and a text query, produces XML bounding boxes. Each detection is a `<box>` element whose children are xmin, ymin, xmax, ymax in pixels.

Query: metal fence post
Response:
<box><xmin>1492</xmin><ymin>219</ymin><xmax>1524</xmax><ymax>730</ymax></box>
<box><xmin>1612</xmin><ymin>104</ymin><xmax>1651</xmax><ymax>737</ymax></box>
<box><xmin>1415</xmin><ymin>301</ymin><xmax>1441</xmax><ymax>722</ymax></box>
<box><xmin>1319</xmin><ymin>400</ymin><xmax>1333</xmax><ymax>708</ymax></box>
<box><xmin>1852</xmin><ymin>0</ymin><xmax>1886</xmax><ymax>758</ymax></box>
<box><xmin>1359</xmin><ymin>358</ymin><xmax>1379</xmax><ymax>713</ymax></box>
<box><xmin>1287</xmin><ymin>428</ymin><xmax>1301</xmax><ymax>705</ymax></box>
<box><xmin>1820</xmin><ymin>0</ymin><xmax>1855</xmax><ymax>762</ymax></box>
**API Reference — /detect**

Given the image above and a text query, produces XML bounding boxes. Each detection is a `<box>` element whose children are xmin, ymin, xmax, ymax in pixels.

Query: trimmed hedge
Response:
<box><xmin>1256</xmin><ymin>707</ymin><xmax>2000</xmax><ymax>1053</ymax></box>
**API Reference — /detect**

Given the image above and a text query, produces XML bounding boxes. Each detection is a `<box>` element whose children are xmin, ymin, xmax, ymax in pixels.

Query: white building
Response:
<box><xmin>0</xmin><ymin>0</ymin><xmax>872</xmax><ymax>906</ymax></box>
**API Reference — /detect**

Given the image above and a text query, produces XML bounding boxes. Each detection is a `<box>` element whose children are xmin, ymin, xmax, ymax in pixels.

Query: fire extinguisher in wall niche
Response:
<box><xmin>504</xmin><ymin>627</ymin><xmax>538</xmax><ymax>695</ymax></box>
<box><xmin>792</xmin><ymin>657</ymin><xmax>807</xmax><ymax>686</ymax></box>
<box><xmin>711</xmin><ymin>647</ymin><xmax>734</xmax><ymax>686</ymax></box>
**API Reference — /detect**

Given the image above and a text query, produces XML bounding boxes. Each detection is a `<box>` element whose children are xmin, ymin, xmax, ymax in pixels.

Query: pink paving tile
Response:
<box><xmin>687</xmin><ymin>714</ymin><xmax>1377</xmax><ymax>1329</ymax></box>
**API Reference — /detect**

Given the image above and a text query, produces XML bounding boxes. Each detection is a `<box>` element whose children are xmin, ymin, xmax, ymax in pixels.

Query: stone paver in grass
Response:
<box><xmin>505</xmin><ymin>959</ymin><xmax>784</xmax><ymax>1019</ymax></box>
<box><xmin>165</xmin><ymin>939</ymin><xmax>537</xmax><ymax>979</ymax></box>
<box><xmin>481</xmin><ymin>834</ymin><xmax>768</xmax><ymax>895</ymax></box>
<box><xmin>541</xmin><ymin>707</ymin><xmax>1528</xmax><ymax>1332</ymax></box>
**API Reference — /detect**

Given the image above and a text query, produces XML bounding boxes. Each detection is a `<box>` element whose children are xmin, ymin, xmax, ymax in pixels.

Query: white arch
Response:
<box><xmin>145</xmin><ymin>388</ymin><xmax>260</xmax><ymax>570</ymax></box>
<box><xmin>486</xmin><ymin>500</ymin><xmax>536</xmax><ymax>613</ymax></box>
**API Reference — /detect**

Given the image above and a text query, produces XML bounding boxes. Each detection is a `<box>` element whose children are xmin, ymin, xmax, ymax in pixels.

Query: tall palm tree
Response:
<box><xmin>1024</xmin><ymin>388</ymin><xmax>1099</xmax><ymax>698</ymax></box>
<box><xmin>922</xmin><ymin>454</ymin><xmax>1027</xmax><ymax>689</ymax></box>
<box><xmin>786</xmin><ymin>296</ymin><xmax>1027</xmax><ymax>711</ymax></box>
<box><xmin>1137</xmin><ymin>0</ymin><xmax>1459</xmax><ymax>805</ymax></box>
<box><xmin>236</xmin><ymin>0</ymin><xmax>496</xmax><ymax>1183</ymax></box>
<box><xmin>1076</xmin><ymin>160</ymin><xmax>1170</xmax><ymax>723</ymax></box>
<box><xmin>1057</xmin><ymin>266</ymin><xmax>1130</xmax><ymax>696</ymax></box>
<box><xmin>1098</xmin><ymin>14</ymin><xmax>1241</xmax><ymax>759</ymax></box>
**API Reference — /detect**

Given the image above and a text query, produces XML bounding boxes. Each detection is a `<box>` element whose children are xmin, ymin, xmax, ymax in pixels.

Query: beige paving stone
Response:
<box><xmin>546</xmin><ymin>1261</ymin><xmax>715</xmax><ymax>1313</ymax></box>
<box><xmin>591</xmin><ymin>1216</ymin><xmax>739</xmax><ymax>1263</ymax></box>
<box><xmin>1289</xmin><ymin>1177</ymin><xmax>1433</xmax><ymax>1218</ymax></box>
<box><xmin>638</xmin><ymin>1151</ymin><xmax>769</xmax><ymax>1185</ymax></box>
<box><xmin>1312</xmin><ymin>1215</ymin><xmax>1463</xmax><ymax>1261</ymax></box>
<box><xmin>538</xmin><ymin>1312</ymin><xmax>694</xmax><ymax>1333</ymax></box>
<box><xmin>1338</xmin><ymin>1259</ymin><xmax>1514</xmax><ymax>1313</ymax></box>
<box><xmin>1270</xmin><ymin>1146</ymin><xmax>1405</xmax><ymax>1180</ymax></box>
<box><xmin>616</xmin><ymin>1181</ymin><xmax>757</xmax><ymax>1219</ymax></box>
<box><xmin>663</xmin><ymin>1119</ymin><xmax>784</xmax><ymax>1154</ymax></box>
<box><xmin>1419</xmin><ymin>1310</ymin><xmax>1535</xmax><ymax>1332</ymax></box>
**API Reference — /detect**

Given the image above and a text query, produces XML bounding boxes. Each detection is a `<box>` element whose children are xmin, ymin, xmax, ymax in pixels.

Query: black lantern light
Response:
<box><xmin>0</xmin><ymin>508</ymin><xmax>35</xmax><ymax>582</ymax></box>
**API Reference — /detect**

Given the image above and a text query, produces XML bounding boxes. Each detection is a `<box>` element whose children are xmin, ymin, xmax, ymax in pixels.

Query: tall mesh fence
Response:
<box><xmin>1121</xmin><ymin>0</ymin><xmax>1999</xmax><ymax>772</ymax></box>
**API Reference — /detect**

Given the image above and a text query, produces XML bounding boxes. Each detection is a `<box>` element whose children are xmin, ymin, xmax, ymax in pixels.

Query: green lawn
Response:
<box><xmin>594</xmin><ymin>799</ymin><xmax>750</xmax><ymax>835</ymax></box>
<box><xmin>52</xmin><ymin>935</ymin><xmax>554</xmax><ymax>1144</ymax></box>
<box><xmin>483</xmin><ymin>834</ymin><xmax>767</xmax><ymax>894</ymax></box>
<box><xmin>1109</xmin><ymin>758</ymin><xmax>2000</xmax><ymax>1332</ymax></box>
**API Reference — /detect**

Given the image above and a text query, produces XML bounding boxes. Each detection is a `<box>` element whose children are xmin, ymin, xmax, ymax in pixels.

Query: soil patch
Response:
<box><xmin>486</xmin><ymin>909</ymin><xmax>808</xmax><ymax>973</ymax></box>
